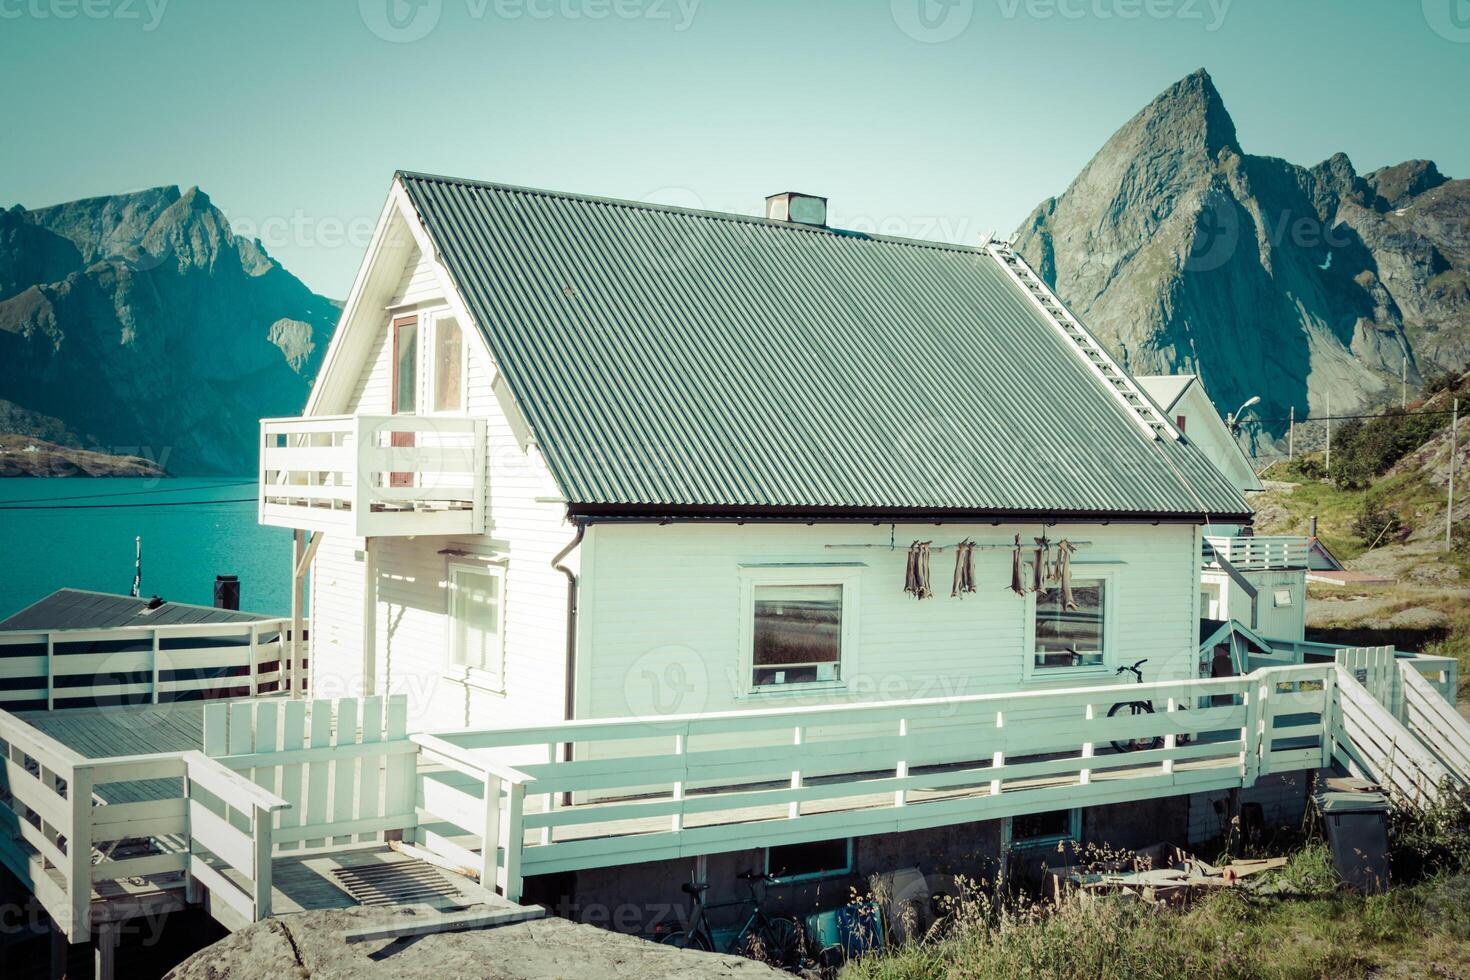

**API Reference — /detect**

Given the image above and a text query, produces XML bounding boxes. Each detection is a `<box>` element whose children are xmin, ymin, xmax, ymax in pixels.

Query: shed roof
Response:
<box><xmin>398</xmin><ymin>173</ymin><xmax>1251</xmax><ymax>521</ymax></box>
<box><xmin>1135</xmin><ymin>375</ymin><xmax>1198</xmax><ymax>414</ymax></box>
<box><xmin>0</xmin><ymin>588</ymin><xmax>274</xmax><ymax>631</ymax></box>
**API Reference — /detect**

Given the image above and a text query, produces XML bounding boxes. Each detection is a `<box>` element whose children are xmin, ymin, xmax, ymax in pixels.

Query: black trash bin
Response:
<box><xmin>1313</xmin><ymin>777</ymin><xmax>1390</xmax><ymax>894</ymax></box>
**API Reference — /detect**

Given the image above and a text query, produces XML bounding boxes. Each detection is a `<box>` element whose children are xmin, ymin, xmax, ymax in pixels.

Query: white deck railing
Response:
<box><xmin>417</xmin><ymin>663</ymin><xmax>1340</xmax><ymax>900</ymax></box>
<box><xmin>0</xmin><ymin>619</ymin><xmax>305</xmax><ymax>711</ymax></box>
<box><xmin>1203</xmin><ymin>535</ymin><xmax>1310</xmax><ymax>571</ymax></box>
<box><xmin>0</xmin><ymin>709</ymin><xmax>287</xmax><ymax>941</ymax></box>
<box><xmin>259</xmin><ymin>414</ymin><xmax>485</xmax><ymax>537</ymax></box>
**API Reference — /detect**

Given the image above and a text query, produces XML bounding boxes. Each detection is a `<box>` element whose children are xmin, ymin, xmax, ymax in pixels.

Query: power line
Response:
<box><xmin>0</xmin><ymin>479</ymin><xmax>256</xmax><ymax>506</ymax></box>
<box><xmin>1256</xmin><ymin>408</ymin><xmax>1459</xmax><ymax>425</ymax></box>
<box><xmin>0</xmin><ymin>497</ymin><xmax>257</xmax><ymax>512</ymax></box>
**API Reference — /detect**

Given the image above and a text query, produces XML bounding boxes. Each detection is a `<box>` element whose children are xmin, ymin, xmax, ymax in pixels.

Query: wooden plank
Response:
<box><xmin>343</xmin><ymin>904</ymin><xmax>545</xmax><ymax>944</ymax></box>
<box><xmin>303</xmin><ymin>701</ymin><xmax>333</xmax><ymax>847</ymax></box>
<box><xmin>332</xmin><ymin>699</ymin><xmax>359</xmax><ymax>845</ymax></box>
<box><xmin>383</xmin><ymin>696</ymin><xmax>412</xmax><ymax>840</ymax></box>
<box><xmin>189</xmin><ymin>800</ymin><xmax>256</xmax><ymax>873</ymax></box>
<box><xmin>358</xmin><ymin>696</ymin><xmax>383</xmax><ymax>844</ymax></box>
<box><xmin>278</xmin><ymin>700</ymin><xmax>306</xmax><ymax>850</ymax></box>
<box><xmin>188</xmin><ymin>856</ymin><xmax>255</xmax><ymax>927</ymax></box>
<box><xmin>91</xmin><ymin>852</ymin><xmax>187</xmax><ymax>883</ymax></box>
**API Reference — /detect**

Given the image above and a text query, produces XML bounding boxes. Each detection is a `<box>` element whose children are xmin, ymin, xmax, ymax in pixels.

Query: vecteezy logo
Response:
<box><xmin>360</xmin><ymin>0</ymin><xmax>441</xmax><ymax>43</ymax></box>
<box><xmin>1424</xmin><ymin>0</ymin><xmax>1470</xmax><ymax>41</ymax></box>
<box><xmin>891</xmin><ymin>0</ymin><xmax>974</xmax><ymax>43</ymax></box>
<box><xmin>1183</xmin><ymin>194</ymin><xmax>1240</xmax><ymax>274</ymax></box>
<box><xmin>623</xmin><ymin>645</ymin><xmax>707</xmax><ymax>723</ymax></box>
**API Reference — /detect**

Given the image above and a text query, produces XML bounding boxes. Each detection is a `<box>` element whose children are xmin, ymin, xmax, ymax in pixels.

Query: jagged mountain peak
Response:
<box><xmin>1013</xmin><ymin>70</ymin><xmax>1470</xmax><ymax>450</ymax></box>
<box><xmin>1366</xmin><ymin>160</ymin><xmax>1449</xmax><ymax>209</ymax></box>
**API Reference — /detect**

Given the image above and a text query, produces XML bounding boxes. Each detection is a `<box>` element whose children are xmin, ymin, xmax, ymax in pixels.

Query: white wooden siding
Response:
<box><xmin>309</xmin><ymin>241</ymin><xmax>573</xmax><ymax>733</ymax></box>
<box><xmin>577</xmin><ymin>522</ymin><xmax>1203</xmax><ymax>727</ymax></box>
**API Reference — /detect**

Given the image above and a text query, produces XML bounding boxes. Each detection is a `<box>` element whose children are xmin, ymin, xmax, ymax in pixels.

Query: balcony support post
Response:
<box><xmin>291</xmin><ymin>529</ymin><xmax>305</xmax><ymax>698</ymax></box>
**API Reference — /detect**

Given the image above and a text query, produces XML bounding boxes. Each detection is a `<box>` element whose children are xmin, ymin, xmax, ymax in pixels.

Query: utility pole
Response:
<box><xmin>1449</xmin><ymin>398</ymin><xmax>1460</xmax><ymax>551</ymax></box>
<box><xmin>131</xmin><ymin>537</ymin><xmax>141</xmax><ymax>598</ymax></box>
<box><xmin>1325</xmin><ymin>392</ymin><xmax>1332</xmax><ymax>474</ymax></box>
<box><xmin>1288</xmin><ymin>406</ymin><xmax>1295</xmax><ymax>461</ymax></box>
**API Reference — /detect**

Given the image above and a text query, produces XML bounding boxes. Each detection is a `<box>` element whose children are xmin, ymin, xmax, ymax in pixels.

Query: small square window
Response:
<box><xmin>752</xmin><ymin>584</ymin><xmax>842</xmax><ymax>688</ymax></box>
<box><xmin>1033</xmin><ymin>578</ymin><xmax>1106</xmax><ymax>670</ymax></box>
<box><xmin>1008</xmin><ymin>809</ymin><xmax>1079</xmax><ymax>849</ymax></box>
<box><xmin>1273</xmin><ymin>589</ymin><xmax>1293</xmax><ymax>608</ymax></box>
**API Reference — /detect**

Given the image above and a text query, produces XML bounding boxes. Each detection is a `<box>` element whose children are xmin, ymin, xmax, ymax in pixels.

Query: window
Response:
<box><xmin>765</xmin><ymin>839</ymin><xmax>852</xmax><ymax>882</ymax></box>
<box><xmin>448</xmin><ymin>563</ymin><xmax>505</xmax><ymax>687</ymax></box>
<box><xmin>741</xmin><ymin>567</ymin><xmax>857</xmax><ymax>694</ymax></box>
<box><xmin>1273</xmin><ymin>588</ymin><xmax>1294</xmax><ymax>608</ymax></box>
<box><xmin>391</xmin><ymin>314</ymin><xmax>418</xmax><ymax>415</ymax></box>
<box><xmin>1032</xmin><ymin>576</ymin><xmax>1108</xmax><ymax>671</ymax></box>
<box><xmin>753</xmin><ymin>584</ymin><xmax>842</xmax><ymax>688</ymax></box>
<box><xmin>431</xmin><ymin>314</ymin><xmax>465</xmax><ymax>412</ymax></box>
<box><xmin>1005</xmin><ymin>809</ymin><xmax>1080</xmax><ymax>849</ymax></box>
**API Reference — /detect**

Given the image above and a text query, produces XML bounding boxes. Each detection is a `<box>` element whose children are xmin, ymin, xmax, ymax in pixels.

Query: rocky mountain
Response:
<box><xmin>1014</xmin><ymin>69</ymin><xmax>1470</xmax><ymax>440</ymax></box>
<box><xmin>0</xmin><ymin>186</ymin><xmax>338</xmax><ymax>473</ymax></box>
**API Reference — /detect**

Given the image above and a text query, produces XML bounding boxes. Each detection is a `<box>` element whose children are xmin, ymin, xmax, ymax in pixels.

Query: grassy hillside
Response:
<box><xmin>1248</xmin><ymin>371</ymin><xmax>1470</xmax><ymax>688</ymax></box>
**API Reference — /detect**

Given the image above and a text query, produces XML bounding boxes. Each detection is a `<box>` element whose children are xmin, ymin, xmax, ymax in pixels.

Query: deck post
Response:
<box><xmin>45</xmin><ymin>633</ymin><xmax>54</xmax><ymax>710</ymax></box>
<box><xmin>1243</xmin><ymin>681</ymin><xmax>1264</xmax><ymax>785</ymax></box>
<box><xmin>94</xmin><ymin>920</ymin><xmax>118</xmax><ymax>980</ymax></box>
<box><xmin>671</xmin><ymin>734</ymin><xmax>686</xmax><ymax>831</ymax></box>
<box><xmin>481</xmin><ymin>773</ymin><xmax>502</xmax><ymax>892</ymax></box>
<box><xmin>251</xmin><ymin>803</ymin><xmax>274</xmax><ymax>919</ymax></box>
<box><xmin>503</xmin><ymin>782</ymin><xmax>525</xmax><ymax>903</ymax></box>
<box><xmin>895</xmin><ymin>718</ymin><xmax>909</xmax><ymax>806</ymax></box>
<box><xmin>788</xmin><ymin>725</ymin><xmax>804</xmax><ymax>819</ymax></box>
<box><xmin>991</xmin><ymin>711</ymin><xmax>1004</xmax><ymax>797</ymax></box>
<box><xmin>1079</xmin><ymin>704</ymin><xmax>1094</xmax><ymax>785</ymax></box>
<box><xmin>290</xmin><ymin>529</ymin><xmax>305</xmax><ymax>698</ymax></box>
<box><xmin>151</xmin><ymin>629</ymin><xmax>162</xmax><ymax>704</ymax></box>
<box><xmin>1162</xmin><ymin>698</ymin><xmax>1176</xmax><ymax>775</ymax></box>
<box><xmin>66</xmin><ymin>764</ymin><xmax>93</xmax><ymax>941</ymax></box>
<box><xmin>1321</xmin><ymin>667</ymin><xmax>1339</xmax><ymax>768</ymax></box>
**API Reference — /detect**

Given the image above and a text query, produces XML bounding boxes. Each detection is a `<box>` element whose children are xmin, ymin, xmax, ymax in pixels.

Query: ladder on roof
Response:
<box><xmin>985</xmin><ymin>238</ymin><xmax>1179</xmax><ymax>442</ymax></box>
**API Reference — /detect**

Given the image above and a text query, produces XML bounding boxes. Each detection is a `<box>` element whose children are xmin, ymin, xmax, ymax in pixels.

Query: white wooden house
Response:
<box><xmin>7</xmin><ymin>176</ymin><xmax>1470</xmax><ymax>975</ymax></box>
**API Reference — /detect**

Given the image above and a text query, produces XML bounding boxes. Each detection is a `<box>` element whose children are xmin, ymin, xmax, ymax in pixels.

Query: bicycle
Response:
<box><xmin>660</xmin><ymin>870</ymin><xmax>803</xmax><ymax>967</ymax></box>
<box><xmin>1107</xmin><ymin>658</ymin><xmax>1164</xmax><ymax>753</ymax></box>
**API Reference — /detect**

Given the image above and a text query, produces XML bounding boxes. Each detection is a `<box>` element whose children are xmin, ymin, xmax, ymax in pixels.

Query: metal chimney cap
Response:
<box><xmin>765</xmin><ymin>191</ymin><xmax>827</xmax><ymax>227</ymax></box>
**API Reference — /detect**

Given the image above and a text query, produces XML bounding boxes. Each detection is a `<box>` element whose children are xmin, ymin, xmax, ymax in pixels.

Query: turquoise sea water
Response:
<box><xmin>0</xmin><ymin>478</ymin><xmax>293</xmax><ymax>618</ymax></box>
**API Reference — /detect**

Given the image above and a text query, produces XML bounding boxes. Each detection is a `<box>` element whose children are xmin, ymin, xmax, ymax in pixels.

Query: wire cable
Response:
<box><xmin>0</xmin><ymin>497</ymin><xmax>257</xmax><ymax>511</ymax></box>
<box><xmin>0</xmin><ymin>479</ymin><xmax>256</xmax><ymax>505</ymax></box>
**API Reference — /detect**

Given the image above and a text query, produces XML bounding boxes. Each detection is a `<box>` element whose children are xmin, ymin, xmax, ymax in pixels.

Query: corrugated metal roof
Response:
<box><xmin>398</xmin><ymin>172</ymin><xmax>1251</xmax><ymax>520</ymax></box>
<box><xmin>0</xmin><ymin>588</ymin><xmax>275</xmax><ymax>631</ymax></box>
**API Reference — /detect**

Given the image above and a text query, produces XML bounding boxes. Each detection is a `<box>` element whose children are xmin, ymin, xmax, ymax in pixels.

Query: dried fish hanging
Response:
<box><xmin>1032</xmin><ymin>537</ymin><xmax>1051</xmax><ymax>594</ymax></box>
<box><xmin>905</xmin><ymin>540</ymin><xmax>933</xmax><ymax>599</ymax></box>
<box><xmin>1054</xmin><ymin>539</ymin><xmax>1077</xmax><ymax>609</ymax></box>
<box><xmin>1010</xmin><ymin>534</ymin><xmax>1026</xmax><ymax>596</ymax></box>
<box><xmin>951</xmin><ymin>539</ymin><xmax>976</xmax><ymax>597</ymax></box>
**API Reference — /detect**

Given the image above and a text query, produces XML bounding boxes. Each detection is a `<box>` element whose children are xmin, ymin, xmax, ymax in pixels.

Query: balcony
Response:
<box><xmin>259</xmin><ymin>414</ymin><xmax>485</xmax><ymax>537</ymax></box>
<box><xmin>1202</xmin><ymin>535</ymin><xmax>1309</xmax><ymax>571</ymax></box>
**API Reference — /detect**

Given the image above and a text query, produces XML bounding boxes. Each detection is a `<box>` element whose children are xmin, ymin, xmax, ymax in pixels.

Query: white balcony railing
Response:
<box><xmin>1203</xmin><ymin>535</ymin><xmax>1309</xmax><ymax>571</ymax></box>
<box><xmin>259</xmin><ymin>415</ymin><xmax>485</xmax><ymax>537</ymax></box>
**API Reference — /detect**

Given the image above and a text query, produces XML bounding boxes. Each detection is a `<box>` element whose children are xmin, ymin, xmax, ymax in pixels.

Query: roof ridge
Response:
<box><xmin>395</xmin><ymin>170</ymin><xmax>993</xmax><ymax>257</ymax></box>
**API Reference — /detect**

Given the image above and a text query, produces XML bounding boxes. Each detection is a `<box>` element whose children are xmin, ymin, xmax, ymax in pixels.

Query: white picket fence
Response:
<box><xmin>200</xmin><ymin>696</ymin><xmax>417</xmax><ymax>851</ymax></box>
<box><xmin>0</xmin><ymin>620</ymin><xmax>307</xmax><ymax>710</ymax></box>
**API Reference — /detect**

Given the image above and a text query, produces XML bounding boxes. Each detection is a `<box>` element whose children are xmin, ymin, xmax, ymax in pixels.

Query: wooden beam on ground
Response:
<box><xmin>343</xmin><ymin>904</ymin><xmax>546</xmax><ymax>944</ymax></box>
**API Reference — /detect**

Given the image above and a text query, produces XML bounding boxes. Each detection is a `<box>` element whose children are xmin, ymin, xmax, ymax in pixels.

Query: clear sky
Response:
<box><xmin>3</xmin><ymin>0</ymin><xmax>1467</xmax><ymax>297</ymax></box>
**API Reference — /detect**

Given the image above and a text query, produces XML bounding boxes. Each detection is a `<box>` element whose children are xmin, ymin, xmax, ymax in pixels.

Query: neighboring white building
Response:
<box><xmin>1136</xmin><ymin>374</ymin><xmax>1263</xmax><ymax>497</ymax></box>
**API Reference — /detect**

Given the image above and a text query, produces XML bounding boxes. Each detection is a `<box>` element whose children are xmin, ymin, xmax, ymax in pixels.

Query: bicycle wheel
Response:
<box><xmin>760</xmin><ymin>915</ymin><xmax>803</xmax><ymax>969</ymax></box>
<box><xmin>1108</xmin><ymin>700</ymin><xmax>1162</xmax><ymax>753</ymax></box>
<box><xmin>661</xmin><ymin>929</ymin><xmax>713</xmax><ymax>951</ymax></box>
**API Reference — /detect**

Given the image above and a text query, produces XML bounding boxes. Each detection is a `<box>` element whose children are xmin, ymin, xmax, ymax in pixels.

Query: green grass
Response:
<box><xmin>842</xmin><ymin>849</ymin><xmax>1470</xmax><ymax>980</ymax></box>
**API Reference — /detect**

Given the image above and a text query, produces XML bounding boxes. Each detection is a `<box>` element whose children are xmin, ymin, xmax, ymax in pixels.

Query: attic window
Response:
<box><xmin>1176</xmin><ymin>415</ymin><xmax>1187</xmax><ymax>432</ymax></box>
<box><xmin>431</xmin><ymin>314</ymin><xmax>465</xmax><ymax>412</ymax></box>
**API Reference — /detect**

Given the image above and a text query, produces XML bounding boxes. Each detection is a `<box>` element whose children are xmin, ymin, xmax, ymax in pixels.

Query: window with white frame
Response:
<box><xmin>1029</xmin><ymin>572</ymin><xmax>1112</xmax><ymax>674</ymax></box>
<box><xmin>742</xmin><ymin>567</ymin><xmax>856</xmax><ymax>692</ymax></box>
<box><xmin>430</xmin><ymin>312</ymin><xmax>466</xmax><ymax>413</ymax></box>
<box><xmin>448</xmin><ymin>563</ymin><xmax>505</xmax><ymax>687</ymax></box>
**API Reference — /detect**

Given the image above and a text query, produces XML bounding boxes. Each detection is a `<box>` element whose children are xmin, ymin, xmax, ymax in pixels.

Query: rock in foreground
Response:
<box><xmin>165</xmin><ymin>906</ymin><xmax>784</xmax><ymax>980</ymax></box>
